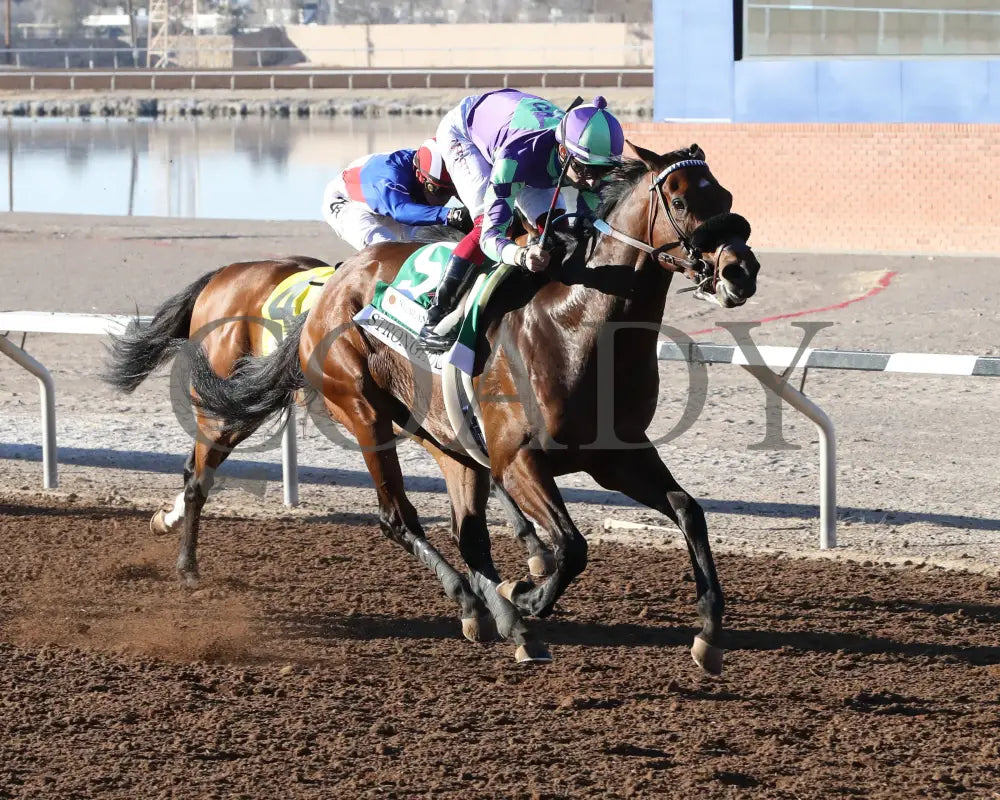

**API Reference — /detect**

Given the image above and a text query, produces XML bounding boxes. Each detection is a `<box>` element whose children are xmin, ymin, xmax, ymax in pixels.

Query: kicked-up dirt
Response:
<box><xmin>1</xmin><ymin>499</ymin><xmax>998</xmax><ymax>799</ymax></box>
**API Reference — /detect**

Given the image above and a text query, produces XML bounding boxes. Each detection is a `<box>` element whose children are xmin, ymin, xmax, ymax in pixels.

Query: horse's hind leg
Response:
<box><xmin>491</xmin><ymin>478</ymin><xmax>556</xmax><ymax>578</ymax></box>
<box><xmin>326</xmin><ymin>396</ymin><xmax>489</xmax><ymax>639</ymax></box>
<box><xmin>445</xmin><ymin>461</ymin><xmax>550</xmax><ymax>663</ymax></box>
<box><xmin>150</xmin><ymin>446</ymin><xmax>197</xmax><ymax>535</ymax></box>
<box><xmin>173</xmin><ymin>415</ymin><xmax>252</xmax><ymax>587</ymax></box>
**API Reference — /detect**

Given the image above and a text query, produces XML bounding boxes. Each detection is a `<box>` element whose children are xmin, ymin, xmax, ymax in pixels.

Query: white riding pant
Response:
<box><xmin>436</xmin><ymin>94</ymin><xmax>569</xmax><ymax>233</ymax></box>
<box><xmin>321</xmin><ymin>177</ymin><xmax>453</xmax><ymax>252</ymax></box>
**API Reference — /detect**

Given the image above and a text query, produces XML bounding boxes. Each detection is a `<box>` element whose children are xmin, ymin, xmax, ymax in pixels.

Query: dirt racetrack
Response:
<box><xmin>2</xmin><ymin>500</ymin><xmax>999</xmax><ymax>799</ymax></box>
<box><xmin>2</xmin><ymin>209</ymin><xmax>1000</xmax><ymax>798</ymax></box>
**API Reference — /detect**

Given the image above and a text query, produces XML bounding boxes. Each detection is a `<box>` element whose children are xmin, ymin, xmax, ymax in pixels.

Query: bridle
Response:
<box><xmin>592</xmin><ymin>158</ymin><xmax>729</xmax><ymax>299</ymax></box>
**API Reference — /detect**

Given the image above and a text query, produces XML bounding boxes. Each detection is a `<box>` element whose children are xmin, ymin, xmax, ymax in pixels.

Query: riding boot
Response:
<box><xmin>418</xmin><ymin>254</ymin><xmax>477</xmax><ymax>352</ymax></box>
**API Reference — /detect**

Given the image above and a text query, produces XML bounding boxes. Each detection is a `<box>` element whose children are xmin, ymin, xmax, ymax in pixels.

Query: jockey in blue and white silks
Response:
<box><xmin>418</xmin><ymin>90</ymin><xmax>625</xmax><ymax>351</ymax></box>
<box><xmin>322</xmin><ymin>139</ymin><xmax>474</xmax><ymax>251</ymax></box>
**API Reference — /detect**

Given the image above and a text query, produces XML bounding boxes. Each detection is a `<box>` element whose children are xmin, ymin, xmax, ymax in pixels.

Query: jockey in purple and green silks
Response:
<box><xmin>418</xmin><ymin>90</ymin><xmax>626</xmax><ymax>352</ymax></box>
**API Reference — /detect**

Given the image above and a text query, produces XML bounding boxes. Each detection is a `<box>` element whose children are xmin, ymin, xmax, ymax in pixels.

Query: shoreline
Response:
<box><xmin>0</xmin><ymin>87</ymin><xmax>656</xmax><ymax>119</ymax></box>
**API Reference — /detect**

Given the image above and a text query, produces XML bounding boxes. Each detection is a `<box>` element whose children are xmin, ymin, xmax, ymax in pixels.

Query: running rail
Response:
<box><xmin>0</xmin><ymin>311</ymin><xmax>302</xmax><ymax>505</ymax></box>
<box><xmin>657</xmin><ymin>342</ymin><xmax>1000</xmax><ymax>550</ymax></box>
<box><xmin>0</xmin><ymin>67</ymin><xmax>653</xmax><ymax>93</ymax></box>
<box><xmin>4</xmin><ymin>312</ymin><xmax>1000</xmax><ymax>540</ymax></box>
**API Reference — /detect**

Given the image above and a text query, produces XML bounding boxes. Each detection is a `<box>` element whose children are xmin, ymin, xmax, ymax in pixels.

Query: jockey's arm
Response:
<box><xmin>380</xmin><ymin>180</ymin><xmax>451</xmax><ymax>227</ymax></box>
<box><xmin>479</xmin><ymin>155</ymin><xmax>531</xmax><ymax>266</ymax></box>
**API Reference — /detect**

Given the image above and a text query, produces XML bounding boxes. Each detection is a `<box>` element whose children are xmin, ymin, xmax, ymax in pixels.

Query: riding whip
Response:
<box><xmin>538</xmin><ymin>95</ymin><xmax>584</xmax><ymax>253</ymax></box>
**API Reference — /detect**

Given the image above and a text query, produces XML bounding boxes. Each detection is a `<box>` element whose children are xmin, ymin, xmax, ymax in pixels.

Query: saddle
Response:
<box><xmin>355</xmin><ymin>242</ymin><xmax>512</xmax><ymax>377</ymax></box>
<box><xmin>354</xmin><ymin>242</ymin><xmax>516</xmax><ymax>466</ymax></box>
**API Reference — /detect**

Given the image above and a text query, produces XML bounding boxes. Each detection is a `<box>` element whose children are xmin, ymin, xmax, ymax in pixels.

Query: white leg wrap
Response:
<box><xmin>162</xmin><ymin>492</ymin><xmax>186</xmax><ymax>528</ymax></box>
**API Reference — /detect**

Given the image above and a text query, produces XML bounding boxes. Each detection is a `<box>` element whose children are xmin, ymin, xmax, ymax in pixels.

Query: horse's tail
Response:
<box><xmin>103</xmin><ymin>268</ymin><xmax>220</xmax><ymax>393</ymax></box>
<box><xmin>188</xmin><ymin>313</ymin><xmax>307</xmax><ymax>439</ymax></box>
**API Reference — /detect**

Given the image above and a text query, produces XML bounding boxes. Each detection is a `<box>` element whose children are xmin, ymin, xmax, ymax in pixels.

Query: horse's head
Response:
<box><xmin>620</xmin><ymin>142</ymin><xmax>759</xmax><ymax>308</ymax></box>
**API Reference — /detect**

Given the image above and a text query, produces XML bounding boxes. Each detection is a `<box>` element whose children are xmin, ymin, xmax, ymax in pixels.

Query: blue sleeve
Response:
<box><xmin>379</xmin><ymin>181</ymin><xmax>451</xmax><ymax>226</ymax></box>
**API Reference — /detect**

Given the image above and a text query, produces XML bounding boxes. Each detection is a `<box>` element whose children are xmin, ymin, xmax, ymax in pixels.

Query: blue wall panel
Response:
<box><xmin>733</xmin><ymin>61</ymin><xmax>818</xmax><ymax>122</ymax></box>
<box><xmin>901</xmin><ymin>60</ymin><xmax>992</xmax><ymax>123</ymax></box>
<box><xmin>817</xmin><ymin>60</ymin><xmax>902</xmax><ymax>122</ymax></box>
<box><xmin>990</xmin><ymin>62</ymin><xmax>1000</xmax><ymax>119</ymax></box>
<box><xmin>652</xmin><ymin>0</ymin><xmax>1000</xmax><ymax>123</ymax></box>
<box><xmin>653</xmin><ymin>0</ymin><xmax>733</xmax><ymax>120</ymax></box>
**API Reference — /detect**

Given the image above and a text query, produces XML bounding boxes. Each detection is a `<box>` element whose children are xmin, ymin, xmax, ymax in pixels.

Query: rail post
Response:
<box><xmin>0</xmin><ymin>337</ymin><xmax>57</xmax><ymax>489</ymax></box>
<box><xmin>282</xmin><ymin>405</ymin><xmax>299</xmax><ymax>507</ymax></box>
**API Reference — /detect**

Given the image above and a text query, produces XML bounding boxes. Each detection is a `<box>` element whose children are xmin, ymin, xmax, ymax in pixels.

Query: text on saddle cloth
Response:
<box><xmin>260</xmin><ymin>266</ymin><xmax>339</xmax><ymax>356</ymax></box>
<box><xmin>356</xmin><ymin>242</ymin><xmax>515</xmax><ymax>377</ymax></box>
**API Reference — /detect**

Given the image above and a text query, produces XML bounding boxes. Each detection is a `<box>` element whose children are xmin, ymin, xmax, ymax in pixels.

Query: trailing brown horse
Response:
<box><xmin>104</xmin><ymin>257</ymin><xmax>553</xmax><ymax>587</ymax></box>
<box><xmin>188</xmin><ymin>142</ymin><xmax>760</xmax><ymax>672</ymax></box>
<box><xmin>103</xmin><ymin>256</ymin><xmax>325</xmax><ymax>582</ymax></box>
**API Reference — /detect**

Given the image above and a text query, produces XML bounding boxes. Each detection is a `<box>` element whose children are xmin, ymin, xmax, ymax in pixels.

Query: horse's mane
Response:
<box><xmin>596</xmin><ymin>147</ymin><xmax>699</xmax><ymax>219</ymax></box>
<box><xmin>596</xmin><ymin>159</ymin><xmax>649</xmax><ymax>219</ymax></box>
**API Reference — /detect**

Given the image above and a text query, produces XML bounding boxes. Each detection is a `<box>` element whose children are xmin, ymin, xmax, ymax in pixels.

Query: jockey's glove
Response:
<box><xmin>446</xmin><ymin>206</ymin><xmax>475</xmax><ymax>234</ymax></box>
<box><xmin>514</xmin><ymin>244</ymin><xmax>551</xmax><ymax>273</ymax></box>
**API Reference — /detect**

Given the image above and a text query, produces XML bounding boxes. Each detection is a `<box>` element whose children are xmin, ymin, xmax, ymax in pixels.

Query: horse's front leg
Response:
<box><xmin>494</xmin><ymin>448</ymin><xmax>588</xmax><ymax>619</ymax></box>
<box><xmin>590</xmin><ymin>445</ymin><xmax>725</xmax><ymax>677</ymax></box>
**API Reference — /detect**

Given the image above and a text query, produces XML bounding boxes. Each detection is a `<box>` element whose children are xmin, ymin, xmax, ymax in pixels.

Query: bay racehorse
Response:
<box><xmin>187</xmin><ymin>142</ymin><xmax>759</xmax><ymax>673</ymax></box>
<box><xmin>104</xmin><ymin>258</ymin><xmax>551</xmax><ymax>586</ymax></box>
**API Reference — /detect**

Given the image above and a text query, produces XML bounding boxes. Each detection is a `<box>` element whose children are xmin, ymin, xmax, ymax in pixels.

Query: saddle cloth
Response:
<box><xmin>260</xmin><ymin>266</ymin><xmax>338</xmax><ymax>356</ymax></box>
<box><xmin>355</xmin><ymin>242</ymin><xmax>512</xmax><ymax>376</ymax></box>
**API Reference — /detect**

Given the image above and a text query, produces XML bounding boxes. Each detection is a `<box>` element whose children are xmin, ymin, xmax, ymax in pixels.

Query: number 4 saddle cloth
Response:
<box><xmin>259</xmin><ymin>266</ymin><xmax>339</xmax><ymax>357</ymax></box>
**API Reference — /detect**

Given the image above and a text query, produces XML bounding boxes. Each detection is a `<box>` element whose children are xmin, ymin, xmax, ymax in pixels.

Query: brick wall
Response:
<box><xmin>623</xmin><ymin>123</ymin><xmax>1000</xmax><ymax>256</ymax></box>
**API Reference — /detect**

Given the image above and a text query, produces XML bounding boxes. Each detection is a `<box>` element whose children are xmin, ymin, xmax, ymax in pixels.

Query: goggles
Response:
<box><xmin>568</xmin><ymin>158</ymin><xmax>615</xmax><ymax>182</ymax></box>
<box><xmin>420</xmin><ymin>175</ymin><xmax>452</xmax><ymax>196</ymax></box>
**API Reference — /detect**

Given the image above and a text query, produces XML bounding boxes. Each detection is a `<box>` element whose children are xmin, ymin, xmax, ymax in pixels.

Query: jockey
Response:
<box><xmin>417</xmin><ymin>90</ymin><xmax>625</xmax><ymax>351</ymax></box>
<box><xmin>322</xmin><ymin>138</ymin><xmax>475</xmax><ymax>251</ymax></box>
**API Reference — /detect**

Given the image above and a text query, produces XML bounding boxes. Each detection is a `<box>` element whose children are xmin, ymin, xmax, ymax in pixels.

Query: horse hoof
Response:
<box><xmin>528</xmin><ymin>552</ymin><xmax>557</xmax><ymax>578</ymax></box>
<box><xmin>497</xmin><ymin>578</ymin><xmax>534</xmax><ymax>603</ymax></box>
<box><xmin>691</xmin><ymin>635</ymin><xmax>724</xmax><ymax>677</ymax></box>
<box><xmin>177</xmin><ymin>567</ymin><xmax>200</xmax><ymax>589</ymax></box>
<box><xmin>150</xmin><ymin>509</ymin><xmax>172</xmax><ymax>535</ymax></box>
<box><xmin>514</xmin><ymin>642</ymin><xmax>553</xmax><ymax>664</ymax></box>
<box><xmin>461</xmin><ymin>614</ymin><xmax>498</xmax><ymax>643</ymax></box>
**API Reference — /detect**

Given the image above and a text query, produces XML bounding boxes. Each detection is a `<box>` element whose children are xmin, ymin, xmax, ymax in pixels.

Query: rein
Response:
<box><xmin>593</xmin><ymin>158</ymin><xmax>723</xmax><ymax>298</ymax></box>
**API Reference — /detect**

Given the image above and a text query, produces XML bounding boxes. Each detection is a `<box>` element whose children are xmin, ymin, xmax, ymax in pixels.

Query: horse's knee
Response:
<box><xmin>667</xmin><ymin>490</ymin><xmax>705</xmax><ymax>530</ymax></box>
<box><xmin>457</xmin><ymin>517</ymin><xmax>490</xmax><ymax>564</ymax></box>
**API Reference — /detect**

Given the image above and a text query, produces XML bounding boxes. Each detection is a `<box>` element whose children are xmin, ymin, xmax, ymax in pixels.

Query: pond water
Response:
<box><xmin>0</xmin><ymin>116</ymin><xmax>443</xmax><ymax>221</ymax></box>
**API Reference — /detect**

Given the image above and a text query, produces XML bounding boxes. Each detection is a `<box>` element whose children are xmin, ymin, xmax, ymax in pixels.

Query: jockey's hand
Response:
<box><xmin>514</xmin><ymin>245</ymin><xmax>551</xmax><ymax>273</ymax></box>
<box><xmin>446</xmin><ymin>206</ymin><xmax>475</xmax><ymax>234</ymax></box>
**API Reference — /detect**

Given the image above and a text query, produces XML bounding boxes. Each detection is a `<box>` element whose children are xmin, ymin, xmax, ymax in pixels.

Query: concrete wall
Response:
<box><xmin>624</xmin><ymin>122</ymin><xmax>1000</xmax><ymax>255</ymax></box>
<box><xmin>282</xmin><ymin>23</ymin><xmax>653</xmax><ymax>68</ymax></box>
<box><xmin>653</xmin><ymin>0</ymin><xmax>1000</xmax><ymax>123</ymax></box>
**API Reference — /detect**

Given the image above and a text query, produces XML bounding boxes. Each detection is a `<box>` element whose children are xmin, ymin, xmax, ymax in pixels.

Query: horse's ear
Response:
<box><xmin>688</xmin><ymin>143</ymin><xmax>706</xmax><ymax>160</ymax></box>
<box><xmin>626</xmin><ymin>139</ymin><xmax>660</xmax><ymax>169</ymax></box>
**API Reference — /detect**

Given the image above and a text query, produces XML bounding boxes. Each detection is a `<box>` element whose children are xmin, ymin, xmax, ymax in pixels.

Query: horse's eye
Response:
<box><xmin>672</xmin><ymin>198</ymin><xmax>686</xmax><ymax>211</ymax></box>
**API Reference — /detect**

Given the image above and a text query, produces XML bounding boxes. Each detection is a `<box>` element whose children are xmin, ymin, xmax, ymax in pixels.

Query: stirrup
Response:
<box><xmin>418</xmin><ymin>324</ymin><xmax>457</xmax><ymax>353</ymax></box>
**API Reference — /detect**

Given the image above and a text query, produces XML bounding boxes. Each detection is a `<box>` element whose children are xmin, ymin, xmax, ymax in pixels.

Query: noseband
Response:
<box><xmin>592</xmin><ymin>158</ymin><xmax>731</xmax><ymax>298</ymax></box>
